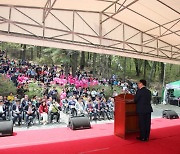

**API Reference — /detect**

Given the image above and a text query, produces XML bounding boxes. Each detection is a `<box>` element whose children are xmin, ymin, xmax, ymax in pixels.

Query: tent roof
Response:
<box><xmin>0</xmin><ymin>0</ymin><xmax>180</xmax><ymax>64</ymax></box>
<box><xmin>166</xmin><ymin>80</ymin><xmax>180</xmax><ymax>89</ymax></box>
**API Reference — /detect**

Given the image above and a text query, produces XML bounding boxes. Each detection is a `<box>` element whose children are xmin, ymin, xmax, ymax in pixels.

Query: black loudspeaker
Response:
<box><xmin>68</xmin><ymin>115</ymin><xmax>91</xmax><ymax>130</ymax></box>
<box><xmin>162</xmin><ymin>110</ymin><xmax>179</xmax><ymax>119</ymax></box>
<box><xmin>167</xmin><ymin>89</ymin><xmax>175</xmax><ymax>98</ymax></box>
<box><xmin>0</xmin><ymin>120</ymin><xmax>13</xmax><ymax>136</ymax></box>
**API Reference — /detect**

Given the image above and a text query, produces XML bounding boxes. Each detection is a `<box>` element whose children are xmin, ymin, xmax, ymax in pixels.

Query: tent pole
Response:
<box><xmin>163</xmin><ymin>63</ymin><xmax>166</xmax><ymax>88</ymax></box>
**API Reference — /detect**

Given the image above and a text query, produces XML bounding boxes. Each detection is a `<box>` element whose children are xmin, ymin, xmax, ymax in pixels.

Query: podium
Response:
<box><xmin>114</xmin><ymin>93</ymin><xmax>139</xmax><ymax>138</ymax></box>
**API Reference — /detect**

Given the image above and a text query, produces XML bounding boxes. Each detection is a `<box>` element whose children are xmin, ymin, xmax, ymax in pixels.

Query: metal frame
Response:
<box><xmin>114</xmin><ymin>2</ymin><xmax>180</xmax><ymax>43</ymax></box>
<box><xmin>43</xmin><ymin>0</ymin><xmax>57</xmax><ymax>23</ymax></box>
<box><xmin>101</xmin><ymin>0</ymin><xmax>139</xmax><ymax>23</ymax></box>
<box><xmin>157</xmin><ymin>0</ymin><xmax>180</xmax><ymax>15</ymax></box>
<box><xmin>0</xmin><ymin>1</ymin><xmax>179</xmax><ymax>65</ymax></box>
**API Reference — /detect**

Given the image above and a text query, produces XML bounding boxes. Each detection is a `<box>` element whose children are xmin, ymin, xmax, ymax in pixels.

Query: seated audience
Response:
<box><xmin>12</xmin><ymin>99</ymin><xmax>23</xmax><ymax>126</ymax></box>
<box><xmin>0</xmin><ymin>100</ymin><xmax>6</xmax><ymax>120</ymax></box>
<box><xmin>39</xmin><ymin>100</ymin><xmax>48</xmax><ymax>125</ymax></box>
<box><xmin>24</xmin><ymin>101</ymin><xmax>36</xmax><ymax>127</ymax></box>
<box><xmin>49</xmin><ymin>100</ymin><xmax>61</xmax><ymax>123</ymax></box>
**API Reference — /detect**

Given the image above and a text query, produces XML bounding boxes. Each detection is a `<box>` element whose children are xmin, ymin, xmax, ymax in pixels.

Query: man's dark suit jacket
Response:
<box><xmin>134</xmin><ymin>87</ymin><xmax>153</xmax><ymax>114</ymax></box>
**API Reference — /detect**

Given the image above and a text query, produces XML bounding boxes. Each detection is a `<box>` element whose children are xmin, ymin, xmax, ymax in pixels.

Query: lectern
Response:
<box><xmin>114</xmin><ymin>93</ymin><xmax>139</xmax><ymax>138</ymax></box>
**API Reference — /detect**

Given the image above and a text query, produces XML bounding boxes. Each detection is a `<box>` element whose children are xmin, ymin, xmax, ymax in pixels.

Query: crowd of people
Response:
<box><xmin>0</xmin><ymin>50</ymin><xmax>137</xmax><ymax>128</ymax></box>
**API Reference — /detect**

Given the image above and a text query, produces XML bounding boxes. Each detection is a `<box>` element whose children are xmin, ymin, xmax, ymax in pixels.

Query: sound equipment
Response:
<box><xmin>162</xmin><ymin>110</ymin><xmax>179</xmax><ymax>119</ymax></box>
<box><xmin>152</xmin><ymin>96</ymin><xmax>161</xmax><ymax>105</ymax></box>
<box><xmin>167</xmin><ymin>89</ymin><xmax>175</xmax><ymax>98</ymax></box>
<box><xmin>0</xmin><ymin>120</ymin><xmax>13</xmax><ymax>136</ymax></box>
<box><xmin>68</xmin><ymin>115</ymin><xmax>91</xmax><ymax>130</ymax></box>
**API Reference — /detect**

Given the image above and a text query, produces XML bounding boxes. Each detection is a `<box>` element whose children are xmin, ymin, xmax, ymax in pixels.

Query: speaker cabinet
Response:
<box><xmin>68</xmin><ymin>116</ymin><xmax>91</xmax><ymax>130</ymax></box>
<box><xmin>162</xmin><ymin>110</ymin><xmax>179</xmax><ymax>119</ymax></box>
<box><xmin>0</xmin><ymin>120</ymin><xmax>13</xmax><ymax>136</ymax></box>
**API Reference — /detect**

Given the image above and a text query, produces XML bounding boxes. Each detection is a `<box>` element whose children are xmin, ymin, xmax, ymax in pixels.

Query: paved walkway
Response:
<box><xmin>152</xmin><ymin>104</ymin><xmax>180</xmax><ymax>118</ymax></box>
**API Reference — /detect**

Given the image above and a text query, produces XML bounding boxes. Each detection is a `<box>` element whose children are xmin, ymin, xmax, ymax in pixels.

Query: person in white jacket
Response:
<box><xmin>75</xmin><ymin>98</ymin><xmax>85</xmax><ymax>115</ymax></box>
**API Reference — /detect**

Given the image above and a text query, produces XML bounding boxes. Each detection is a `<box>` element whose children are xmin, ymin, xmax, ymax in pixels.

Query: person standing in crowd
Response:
<box><xmin>21</xmin><ymin>94</ymin><xmax>29</xmax><ymax>105</ymax></box>
<box><xmin>134</xmin><ymin>79</ymin><xmax>153</xmax><ymax>142</ymax></box>
<box><xmin>49</xmin><ymin>86</ymin><xmax>58</xmax><ymax>101</ymax></box>
<box><xmin>91</xmin><ymin>88</ymin><xmax>97</xmax><ymax>101</ymax></box>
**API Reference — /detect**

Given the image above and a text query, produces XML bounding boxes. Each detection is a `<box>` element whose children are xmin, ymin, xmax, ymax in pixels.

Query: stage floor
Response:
<box><xmin>0</xmin><ymin>118</ymin><xmax>180</xmax><ymax>154</ymax></box>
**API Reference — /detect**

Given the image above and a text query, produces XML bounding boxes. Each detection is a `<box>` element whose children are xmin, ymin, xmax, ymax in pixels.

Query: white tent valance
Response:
<box><xmin>0</xmin><ymin>0</ymin><xmax>180</xmax><ymax>64</ymax></box>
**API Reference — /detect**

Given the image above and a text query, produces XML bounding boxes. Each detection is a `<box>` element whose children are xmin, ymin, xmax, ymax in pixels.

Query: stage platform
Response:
<box><xmin>0</xmin><ymin>118</ymin><xmax>180</xmax><ymax>154</ymax></box>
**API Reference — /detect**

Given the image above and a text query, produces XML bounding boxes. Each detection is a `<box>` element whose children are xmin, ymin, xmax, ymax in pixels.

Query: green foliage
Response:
<box><xmin>25</xmin><ymin>82</ymin><xmax>43</xmax><ymax>99</ymax></box>
<box><xmin>38</xmin><ymin>56</ymin><xmax>54</xmax><ymax>66</ymax></box>
<box><xmin>37</xmin><ymin>48</ymin><xmax>73</xmax><ymax>66</ymax></box>
<box><xmin>49</xmin><ymin>84</ymin><xmax>63</xmax><ymax>95</ymax></box>
<box><xmin>3</xmin><ymin>42</ymin><xmax>180</xmax><ymax>88</ymax></box>
<box><xmin>89</xmin><ymin>85</ymin><xmax>122</xmax><ymax>99</ymax></box>
<box><xmin>36</xmin><ymin>47</ymin><xmax>54</xmax><ymax>65</ymax></box>
<box><xmin>25</xmin><ymin>82</ymin><xmax>63</xmax><ymax>99</ymax></box>
<box><xmin>56</xmin><ymin>86</ymin><xmax>63</xmax><ymax>95</ymax></box>
<box><xmin>0</xmin><ymin>74</ymin><xmax>17</xmax><ymax>96</ymax></box>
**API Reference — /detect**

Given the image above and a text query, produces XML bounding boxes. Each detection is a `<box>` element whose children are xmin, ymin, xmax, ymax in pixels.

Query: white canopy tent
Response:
<box><xmin>166</xmin><ymin>82</ymin><xmax>180</xmax><ymax>89</ymax></box>
<box><xmin>0</xmin><ymin>0</ymin><xmax>180</xmax><ymax>64</ymax></box>
<box><xmin>163</xmin><ymin>80</ymin><xmax>180</xmax><ymax>104</ymax></box>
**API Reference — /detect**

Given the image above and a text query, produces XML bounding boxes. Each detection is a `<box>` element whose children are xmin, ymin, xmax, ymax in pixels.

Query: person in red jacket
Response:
<box><xmin>39</xmin><ymin>100</ymin><xmax>48</xmax><ymax>125</ymax></box>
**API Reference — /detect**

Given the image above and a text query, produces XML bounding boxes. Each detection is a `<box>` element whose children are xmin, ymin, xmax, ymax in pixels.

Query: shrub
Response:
<box><xmin>0</xmin><ymin>74</ymin><xmax>17</xmax><ymax>96</ymax></box>
<box><xmin>89</xmin><ymin>84</ymin><xmax>121</xmax><ymax>99</ymax></box>
<box><xmin>25</xmin><ymin>82</ymin><xmax>63</xmax><ymax>99</ymax></box>
<box><xmin>25</xmin><ymin>82</ymin><xmax>44</xmax><ymax>99</ymax></box>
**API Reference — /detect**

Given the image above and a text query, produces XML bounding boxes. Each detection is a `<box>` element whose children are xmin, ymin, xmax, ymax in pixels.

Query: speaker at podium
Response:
<box><xmin>114</xmin><ymin>93</ymin><xmax>139</xmax><ymax>139</ymax></box>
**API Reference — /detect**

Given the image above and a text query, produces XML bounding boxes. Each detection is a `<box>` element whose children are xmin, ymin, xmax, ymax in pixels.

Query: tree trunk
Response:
<box><xmin>37</xmin><ymin>46</ymin><xmax>42</xmax><ymax>59</ymax></box>
<box><xmin>93</xmin><ymin>53</ymin><xmax>97</xmax><ymax>77</ymax></box>
<box><xmin>98</xmin><ymin>55</ymin><xmax>102</xmax><ymax>76</ymax></box>
<box><xmin>87</xmin><ymin>52</ymin><xmax>90</xmax><ymax>67</ymax></box>
<box><xmin>22</xmin><ymin>44</ymin><xmax>26</xmax><ymax>60</ymax></box>
<box><xmin>134</xmin><ymin>59</ymin><xmax>140</xmax><ymax>76</ymax></box>
<box><xmin>90</xmin><ymin>53</ymin><xmax>92</xmax><ymax>61</ymax></box>
<box><xmin>80</xmin><ymin>51</ymin><xmax>85</xmax><ymax>70</ymax></box>
<box><xmin>39</xmin><ymin>46</ymin><xmax>42</xmax><ymax>59</ymax></box>
<box><xmin>129</xmin><ymin>58</ymin><xmax>132</xmax><ymax>72</ymax></box>
<box><xmin>116</xmin><ymin>57</ymin><xmax>121</xmax><ymax>75</ymax></box>
<box><xmin>148</xmin><ymin>62</ymin><xmax>156</xmax><ymax>87</ymax></box>
<box><xmin>143</xmin><ymin>60</ymin><xmax>147</xmax><ymax>79</ymax></box>
<box><xmin>153</xmin><ymin>62</ymin><xmax>157</xmax><ymax>78</ymax></box>
<box><xmin>65</xmin><ymin>63</ymin><xmax>70</xmax><ymax>76</ymax></box>
<box><xmin>160</xmin><ymin>62</ymin><xmax>165</xmax><ymax>84</ymax></box>
<box><xmin>123</xmin><ymin>57</ymin><xmax>127</xmax><ymax>81</ymax></box>
<box><xmin>20</xmin><ymin>50</ymin><xmax>22</xmax><ymax>59</ymax></box>
<box><xmin>108</xmin><ymin>55</ymin><xmax>112</xmax><ymax>78</ymax></box>
<box><xmin>37</xmin><ymin>46</ymin><xmax>39</xmax><ymax>58</ymax></box>
<box><xmin>71</xmin><ymin>52</ymin><xmax>79</xmax><ymax>77</ymax></box>
<box><xmin>31</xmin><ymin>48</ymin><xmax>33</xmax><ymax>60</ymax></box>
<box><xmin>104</xmin><ymin>55</ymin><xmax>109</xmax><ymax>79</ymax></box>
<box><xmin>5</xmin><ymin>49</ymin><xmax>8</xmax><ymax>60</ymax></box>
<box><xmin>101</xmin><ymin>55</ymin><xmax>106</xmax><ymax>78</ymax></box>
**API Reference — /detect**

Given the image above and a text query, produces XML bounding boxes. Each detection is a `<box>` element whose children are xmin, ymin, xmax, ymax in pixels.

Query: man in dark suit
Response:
<box><xmin>12</xmin><ymin>99</ymin><xmax>23</xmax><ymax>126</ymax></box>
<box><xmin>134</xmin><ymin>79</ymin><xmax>153</xmax><ymax>141</ymax></box>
